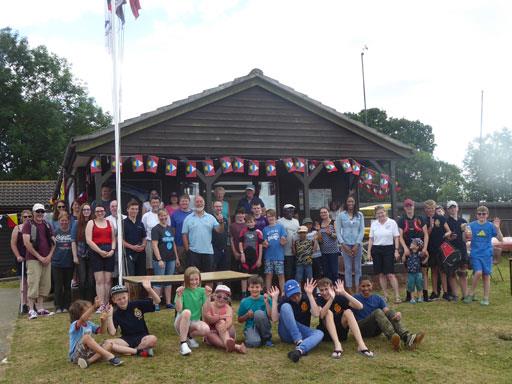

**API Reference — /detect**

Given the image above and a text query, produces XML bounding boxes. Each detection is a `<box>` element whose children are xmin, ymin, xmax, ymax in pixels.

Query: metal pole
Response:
<box><xmin>361</xmin><ymin>45</ymin><xmax>368</xmax><ymax>126</ymax></box>
<box><xmin>480</xmin><ymin>90</ymin><xmax>484</xmax><ymax>144</ymax></box>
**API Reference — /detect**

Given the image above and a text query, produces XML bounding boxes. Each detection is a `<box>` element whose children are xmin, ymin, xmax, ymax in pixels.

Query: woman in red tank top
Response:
<box><xmin>86</xmin><ymin>205</ymin><xmax>115</xmax><ymax>310</ymax></box>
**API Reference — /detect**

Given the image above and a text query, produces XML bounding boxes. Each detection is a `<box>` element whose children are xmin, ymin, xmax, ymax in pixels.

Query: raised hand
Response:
<box><xmin>268</xmin><ymin>286</ymin><xmax>280</xmax><ymax>300</ymax></box>
<box><xmin>141</xmin><ymin>277</ymin><xmax>152</xmax><ymax>291</ymax></box>
<box><xmin>493</xmin><ymin>217</ymin><xmax>501</xmax><ymax>229</ymax></box>
<box><xmin>303</xmin><ymin>278</ymin><xmax>317</xmax><ymax>295</ymax></box>
<box><xmin>205</xmin><ymin>285</ymin><xmax>213</xmax><ymax>297</ymax></box>
<box><xmin>328</xmin><ymin>287</ymin><xmax>336</xmax><ymax>300</ymax></box>
<box><xmin>176</xmin><ymin>286</ymin><xmax>185</xmax><ymax>297</ymax></box>
<box><xmin>334</xmin><ymin>279</ymin><xmax>346</xmax><ymax>296</ymax></box>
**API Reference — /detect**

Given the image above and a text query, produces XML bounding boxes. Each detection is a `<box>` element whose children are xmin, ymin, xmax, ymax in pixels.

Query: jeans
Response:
<box><xmin>126</xmin><ymin>251</ymin><xmax>146</xmax><ymax>276</ymax></box>
<box><xmin>78</xmin><ymin>257</ymin><xmax>95</xmax><ymax>301</ymax></box>
<box><xmin>152</xmin><ymin>259</ymin><xmax>176</xmax><ymax>287</ymax></box>
<box><xmin>52</xmin><ymin>266</ymin><xmax>73</xmax><ymax>310</ymax></box>
<box><xmin>341</xmin><ymin>244</ymin><xmax>362</xmax><ymax>288</ymax></box>
<box><xmin>322</xmin><ymin>252</ymin><xmax>340</xmax><ymax>283</ymax></box>
<box><xmin>278</xmin><ymin>303</ymin><xmax>323</xmax><ymax>354</ymax></box>
<box><xmin>407</xmin><ymin>272</ymin><xmax>424</xmax><ymax>292</ymax></box>
<box><xmin>244</xmin><ymin>310</ymin><xmax>272</xmax><ymax>347</ymax></box>
<box><xmin>284</xmin><ymin>255</ymin><xmax>296</xmax><ymax>280</ymax></box>
<box><xmin>295</xmin><ymin>264</ymin><xmax>313</xmax><ymax>283</ymax></box>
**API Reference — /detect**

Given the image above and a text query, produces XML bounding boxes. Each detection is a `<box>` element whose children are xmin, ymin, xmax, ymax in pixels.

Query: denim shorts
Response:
<box><xmin>264</xmin><ymin>260</ymin><xmax>284</xmax><ymax>275</ymax></box>
<box><xmin>152</xmin><ymin>259</ymin><xmax>176</xmax><ymax>287</ymax></box>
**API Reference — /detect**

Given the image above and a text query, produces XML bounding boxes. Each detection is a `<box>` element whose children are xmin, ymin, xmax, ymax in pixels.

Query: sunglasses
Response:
<box><xmin>57</xmin><ymin>205</ymin><xmax>66</xmax><ymax>209</ymax></box>
<box><xmin>215</xmin><ymin>294</ymin><xmax>230</xmax><ymax>301</ymax></box>
<box><xmin>35</xmin><ymin>210</ymin><xmax>45</xmax><ymax>213</ymax></box>
<box><xmin>23</xmin><ymin>215</ymin><xmax>32</xmax><ymax>219</ymax></box>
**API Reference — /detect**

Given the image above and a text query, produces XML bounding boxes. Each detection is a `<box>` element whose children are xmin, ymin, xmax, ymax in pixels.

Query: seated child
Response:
<box><xmin>405</xmin><ymin>238</ymin><xmax>425</xmax><ymax>304</ymax></box>
<box><xmin>278</xmin><ymin>279</ymin><xmax>323</xmax><ymax>363</ymax></box>
<box><xmin>293</xmin><ymin>225</ymin><xmax>314</xmax><ymax>284</ymax></box>
<box><xmin>238</xmin><ymin>276</ymin><xmax>279</xmax><ymax>347</ymax></box>
<box><xmin>203</xmin><ymin>285</ymin><xmax>246</xmax><ymax>353</ymax></box>
<box><xmin>353</xmin><ymin>276</ymin><xmax>425</xmax><ymax>351</ymax></box>
<box><xmin>315</xmin><ymin>278</ymin><xmax>374</xmax><ymax>358</ymax></box>
<box><xmin>174</xmin><ymin>266</ymin><xmax>212</xmax><ymax>356</ymax></box>
<box><xmin>105</xmin><ymin>278</ymin><xmax>159</xmax><ymax>357</ymax></box>
<box><xmin>68</xmin><ymin>297</ymin><xmax>123</xmax><ymax>368</ymax></box>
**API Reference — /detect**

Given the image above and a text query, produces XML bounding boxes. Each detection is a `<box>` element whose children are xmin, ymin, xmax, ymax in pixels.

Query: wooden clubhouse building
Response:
<box><xmin>59</xmin><ymin>69</ymin><xmax>413</xmax><ymax>219</ymax></box>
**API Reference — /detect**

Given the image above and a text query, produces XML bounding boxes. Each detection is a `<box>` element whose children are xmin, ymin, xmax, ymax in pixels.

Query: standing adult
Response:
<box><xmin>336</xmin><ymin>196</ymin><xmax>365</xmax><ymax>292</ymax></box>
<box><xmin>52</xmin><ymin>212</ymin><xmax>74</xmax><ymax>313</ymax></box>
<box><xmin>70</xmin><ymin>200</ymin><xmax>81</xmax><ymax>222</ymax></box>
<box><xmin>329</xmin><ymin>200</ymin><xmax>341</xmax><ymax>223</ymax></box>
<box><xmin>211</xmin><ymin>200</ymin><xmax>229</xmax><ymax>271</ymax></box>
<box><xmin>22</xmin><ymin>203</ymin><xmax>56</xmax><ymax>319</ymax></box>
<box><xmin>318</xmin><ymin>207</ymin><xmax>339</xmax><ymax>283</ymax></box>
<box><xmin>123</xmin><ymin>200</ymin><xmax>147</xmax><ymax>276</ymax></box>
<box><xmin>182</xmin><ymin>195</ymin><xmax>225</xmax><ymax>273</ymax></box>
<box><xmin>277</xmin><ymin>204</ymin><xmax>300</xmax><ymax>281</ymax></box>
<box><xmin>165</xmin><ymin>191</ymin><xmax>180</xmax><ymax>217</ymax></box>
<box><xmin>367</xmin><ymin>205</ymin><xmax>401</xmax><ymax>304</ymax></box>
<box><xmin>237</xmin><ymin>185</ymin><xmax>265</xmax><ymax>214</ymax></box>
<box><xmin>142</xmin><ymin>189</ymin><xmax>164</xmax><ymax>215</ymax></box>
<box><xmin>142</xmin><ymin>196</ymin><xmax>168</xmax><ymax>272</ymax></box>
<box><xmin>50</xmin><ymin>200</ymin><xmax>69</xmax><ymax>231</ymax></box>
<box><xmin>10</xmin><ymin>209</ymin><xmax>32</xmax><ymax>313</ymax></box>
<box><xmin>397</xmin><ymin>199</ymin><xmax>429</xmax><ymax>302</ymax></box>
<box><xmin>85</xmin><ymin>204</ymin><xmax>116</xmax><ymax>310</ymax></box>
<box><xmin>424</xmin><ymin>200</ymin><xmax>451</xmax><ymax>301</ymax></box>
<box><xmin>91</xmin><ymin>184</ymin><xmax>113</xmax><ymax>216</ymax></box>
<box><xmin>446</xmin><ymin>201</ymin><xmax>469</xmax><ymax>301</ymax></box>
<box><xmin>71</xmin><ymin>203</ymin><xmax>94</xmax><ymax>301</ymax></box>
<box><xmin>214</xmin><ymin>186</ymin><xmax>230</xmax><ymax>221</ymax></box>
<box><xmin>170</xmin><ymin>194</ymin><xmax>192</xmax><ymax>271</ymax></box>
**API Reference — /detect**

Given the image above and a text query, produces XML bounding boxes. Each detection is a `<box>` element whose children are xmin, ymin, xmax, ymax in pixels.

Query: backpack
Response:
<box><xmin>29</xmin><ymin>220</ymin><xmax>55</xmax><ymax>251</ymax></box>
<box><xmin>440</xmin><ymin>241</ymin><xmax>461</xmax><ymax>269</ymax></box>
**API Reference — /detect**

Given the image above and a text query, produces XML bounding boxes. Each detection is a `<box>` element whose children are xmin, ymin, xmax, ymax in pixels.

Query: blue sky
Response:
<box><xmin>2</xmin><ymin>0</ymin><xmax>511</xmax><ymax>167</ymax></box>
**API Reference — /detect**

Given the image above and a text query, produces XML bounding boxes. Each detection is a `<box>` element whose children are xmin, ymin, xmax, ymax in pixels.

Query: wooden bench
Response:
<box><xmin>123</xmin><ymin>270</ymin><xmax>254</xmax><ymax>299</ymax></box>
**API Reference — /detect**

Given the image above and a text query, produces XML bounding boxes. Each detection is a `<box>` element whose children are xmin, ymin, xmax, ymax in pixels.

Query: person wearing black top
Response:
<box><xmin>446</xmin><ymin>201</ymin><xmax>468</xmax><ymax>300</ymax></box>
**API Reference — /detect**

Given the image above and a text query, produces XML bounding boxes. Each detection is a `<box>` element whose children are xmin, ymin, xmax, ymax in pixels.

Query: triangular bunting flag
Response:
<box><xmin>165</xmin><ymin>159</ymin><xmax>177</xmax><ymax>176</ymax></box>
<box><xmin>324</xmin><ymin>160</ymin><xmax>338</xmax><ymax>173</ymax></box>
<box><xmin>294</xmin><ymin>158</ymin><xmax>305</xmax><ymax>173</ymax></box>
<box><xmin>220</xmin><ymin>157</ymin><xmax>233</xmax><ymax>173</ymax></box>
<box><xmin>351</xmin><ymin>160</ymin><xmax>361</xmax><ymax>176</ymax></box>
<box><xmin>248</xmin><ymin>160</ymin><xmax>259</xmax><ymax>176</ymax></box>
<box><xmin>283</xmin><ymin>158</ymin><xmax>296</xmax><ymax>173</ymax></box>
<box><xmin>380</xmin><ymin>173</ymin><xmax>390</xmax><ymax>190</ymax></box>
<box><xmin>265</xmin><ymin>160</ymin><xmax>276</xmax><ymax>176</ymax></box>
<box><xmin>186</xmin><ymin>161</ymin><xmax>197</xmax><ymax>178</ymax></box>
<box><xmin>90</xmin><ymin>158</ymin><xmax>102</xmax><ymax>174</ymax></box>
<box><xmin>308</xmin><ymin>160</ymin><xmax>319</xmax><ymax>172</ymax></box>
<box><xmin>111</xmin><ymin>156</ymin><xmax>125</xmax><ymax>173</ymax></box>
<box><xmin>233</xmin><ymin>157</ymin><xmax>244</xmax><ymax>173</ymax></box>
<box><xmin>146</xmin><ymin>155</ymin><xmax>159</xmax><ymax>174</ymax></box>
<box><xmin>361</xmin><ymin>168</ymin><xmax>375</xmax><ymax>185</ymax></box>
<box><xmin>203</xmin><ymin>159</ymin><xmax>215</xmax><ymax>177</ymax></box>
<box><xmin>132</xmin><ymin>154</ymin><xmax>144</xmax><ymax>173</ymax></box>
<box><xmin>340</xmin><ymin>159</ymin><xmax>352</xmax><ymax>173</ymax></box>
<box><xmin>7</xmin><ymin>213</ymin><xmax>18</xmax><ymax>229</ymax></box>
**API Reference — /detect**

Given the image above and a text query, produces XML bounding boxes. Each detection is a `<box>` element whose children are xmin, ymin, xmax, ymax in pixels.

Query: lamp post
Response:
<box><xmin>361</xmin><ymin>45</ymin><xmax>368</xmax><ymax>126</ymax></box>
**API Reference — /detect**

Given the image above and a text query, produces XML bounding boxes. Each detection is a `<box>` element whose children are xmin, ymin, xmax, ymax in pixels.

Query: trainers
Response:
<box><xmin>287</xmin><ymin>349</ymin><xmax>302</xmax><ymax>363</ymax></box>
<box><xmin>146</xmin><ymin>348</ymin><xmax>154</xmax><ymax>357</ymax></box>
<box><xmin>187</xmin><ymin>338</ymin><xmax>199</xmax><ymax>348</ymax></box>
<box><xmin>180</xmin><ymin>342</ymin><xmax>192</xmax><ymax>356</ymax></box>
<box><xmin>62</xmin><ymin>308</ymin><xmax>68</xmax><ymax>313</ymax></box>
<box><xmin>137</xmin><ymin>348</ymin><xmax>154</xmax><ymax>357</ymax></box>
<box><xmin>463</xmin><ymin>295</ymin><xmax>473</xmax><ymax>304</ymax></box>
<box><xmin>451</xmin><ymin>295</ymin><xmax>459</xmax><ymax>302</ymax></box>
<box><xmin>417</xmin><ymin>297</ymin><xmax>424</xmax><ymax>303</ymax></box>
<box><xmin>108</xmin><ymin>357</ymin><xmax>123</xmax><ymax>366</ymax></box>
<box><xmin>28</xmin><ymin>309</ymin><xmax>38</xmax><ymax>320</ymax></box>
<box><xmin>406</xmin><ymin>333</ymin><xmax>416</xmax><ymax>349</ymax></box>
<box><xmin>264</xmin><ymin>340</ymin><xmax>274</xmax><ymax>347</ymax></box>
<box><xmin>442</xmin><ymin>293</ymin><xmax>452</xmax><ymax>301</ymax></box>
<box><xmin>409</xmin><ymin>299</ymin><xmax>416</xmax><ymax>304</ymax></box>
<box><xmin>56</xmin><ymin>309</ymin><xmax>63</xmax><ymax>314</ymax></box>
<box><xmin>391</xmin><ymin>333</ymin><xmax>401</xmax><ymax>351</ymax></box>
<box><xmin>480</xmin><ymin>298</ymin><xmax>490</xmax><ymax>306</ymax></box>
<box><xmin>77</xmin><ymin>357</ymin><xmax>88</xmax><ymax>369</ymax></box>
<box><xmin>413</xmin><ymin>332</ymin><xmax>425</xmax><ymax>348</ymax></box>
<box><xmin>37</xmin><ymin>309</ymin><xmax>54</xmax><ymax>316</ymax></box>
<box><xmin>166</xmin><ymin>303</ymin><xmax>175</xmax><ymax>310</ymax></box>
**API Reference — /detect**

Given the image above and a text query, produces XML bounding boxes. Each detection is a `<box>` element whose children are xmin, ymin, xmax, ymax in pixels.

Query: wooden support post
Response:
<box><xmin>180</xmin><ymin>157</ymin><xmax>223</xmax><ymax>211</ymax></box>
<box><xmin>293</xmin><ymin>162</ymin><xmax>324</xmax><ymax>218</ymax></box>
<box><xmin>390</xmin><ymin>160</ymin><xmax>398</xmax><ymax>219</ymax></box>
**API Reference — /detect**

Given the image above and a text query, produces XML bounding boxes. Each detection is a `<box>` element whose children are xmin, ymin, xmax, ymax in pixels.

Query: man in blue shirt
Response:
<box><xmin>182</xmin><ymin>195</ymin><xmax>225</xmax><ymax>273</ymax></box>
<box><xmin>353</xmin><ymin>276</ymin><xmax>425</xmax><ymax>351</ymax></box>
<box><xmin>171</xmin><ymin>195</ymin><xmax>192</xmax><ymax>272</ymax></box>
<box><xmin>237</xmin><ymin>185</ymin><xmax>265</xmax><ymax>214</ymax></box>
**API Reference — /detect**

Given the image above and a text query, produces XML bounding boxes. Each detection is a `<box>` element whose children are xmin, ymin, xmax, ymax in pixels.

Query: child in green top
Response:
<box><xmin>174</xmin><ymin>266</ymin><xmax>212</xmax><ymax>356</ymax></box>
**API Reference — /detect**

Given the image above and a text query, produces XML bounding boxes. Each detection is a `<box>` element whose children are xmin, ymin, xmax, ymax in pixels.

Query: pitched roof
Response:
<box><xmin>0</xmin><ymin>180</ymin><xmax>56</xmax><ymax>209</ymax></box>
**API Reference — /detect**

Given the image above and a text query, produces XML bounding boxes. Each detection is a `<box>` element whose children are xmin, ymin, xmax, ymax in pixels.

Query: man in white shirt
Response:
<box><xmin>142</xmin><ymin>196</ymin><xmax>169</xmax><ymax>271</ymax></box>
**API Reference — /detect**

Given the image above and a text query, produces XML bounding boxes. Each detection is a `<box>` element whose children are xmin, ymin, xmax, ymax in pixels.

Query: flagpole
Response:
<box><xmin>111</xmin><ymin>2</ymin><xmax>124</xmax><ymax>285</ymax></box>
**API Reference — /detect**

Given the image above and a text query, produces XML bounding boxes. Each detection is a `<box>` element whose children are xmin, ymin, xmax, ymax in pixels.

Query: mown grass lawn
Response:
<box><xmin>2</xmin><ymin>259</ymin><xmax>512</xmax><ymax>384</ymax></box>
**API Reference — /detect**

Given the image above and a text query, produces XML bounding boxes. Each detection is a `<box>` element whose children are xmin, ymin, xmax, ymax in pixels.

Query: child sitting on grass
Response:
<box><xmin>68</xmin><ymin>297</ymin><xmax>123</xmax><ymax>368</ymax></box>
<box><xmin>105</xmin><ymin>278</ymin><xmax>159</xmax><ymax>357</ymax></box>
<box><xmin>405</xmin><ymin>238</ymin><xmax>426</xmax><ymax>304</ymax></box>
<box><xmin>203</xmin><ymin>285</ymin><xmax>246</xmax><ymax>353</ymax></box>
<box><xmin>315</xmin><ymin>278</ymin><xmax>374</xmax><ymax>358</ymax></box>
<box><xmin>174</xmin><ymin>266</ymin><xmax>212</xmax><ymax>356</ymax></box>
<box><xmin>238</xmin><ymin>276</ymin><xmax>279</xmax><ymax>348</ymax></box>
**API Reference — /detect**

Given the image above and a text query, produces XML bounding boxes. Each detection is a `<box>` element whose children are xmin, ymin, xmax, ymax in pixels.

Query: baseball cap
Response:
<box><xmin>170</xmin><ymin>191</ymin><xmax>178</xmax><ymax>197</ymax></box>
<box><xmin>403</xmin><ymin>198</ymin><xmax>414</xmax><ymax>208</ymax></box>
<box><xmin>214</xmin><ymin>284</ymin><xmax>231</xmax><ymax>295</ymax></box>
<box><xmin>283</xmin><ymin>204</ymin><xmax>296</xmax><ymax>210</ymax></box>
<box><xmin>284</xmin><ymin>279</ymin><xmax>301</xmax><ymax>298</ymax></box>
<box><xmin>297</xmin><ymin>225</ymin><xmax>308</xmax><ymax>233</ymax></box>
<box><xmin>245</xmin><ymin>185</ymin><xmax>256</xmax><ymax>191</ymax></box>
<box><xmin>302</xmin><ymin>217</ymin><xmax>313</xmax><ymax>225</ymax></box>
<box><xmin>111</xmin><ymin>285</ymin><xmax>128</xmax><ymax>296</ymax></box>
<box><xmin>446</xmin><ymin>200</ymin><xmax>458</xmax><ymax>208</ymax></box>
<box><xmin>32</xmin><ymin>203</ymin><xmax>45</xmax><ymax>212</ymax></box>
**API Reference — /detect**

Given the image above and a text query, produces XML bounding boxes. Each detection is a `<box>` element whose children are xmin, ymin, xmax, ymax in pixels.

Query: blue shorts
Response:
<box><xmin>470</xmin><ymin>256</ymin><xmax>492</xmax><ymax>275</ymax></box>
<box><xmin>264</xmin><ymin>260</ymin><xmax>284</xmax><ymax>275</ymax></box>
<box><xmin>152</xmin><ymin>259</ymin><xmax>176</xmax><ymax>287</ymax></box>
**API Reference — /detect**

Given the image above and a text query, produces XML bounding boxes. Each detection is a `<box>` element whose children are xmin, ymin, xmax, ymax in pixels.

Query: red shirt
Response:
<box><xmin>92</xmin><ymin>220</ymin><xmax>112</xmax><ymax>245</ymax></box>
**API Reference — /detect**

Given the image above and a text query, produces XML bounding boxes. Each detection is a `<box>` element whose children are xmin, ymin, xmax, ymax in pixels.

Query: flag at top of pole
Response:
<box><xmin>105</xmin><ymin>0</ymin><xmax>142</xmax><ymax>284</ymax></box>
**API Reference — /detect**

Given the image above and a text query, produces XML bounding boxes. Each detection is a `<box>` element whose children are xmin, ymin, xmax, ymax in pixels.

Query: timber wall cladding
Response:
<box><xmin>92</xmin><ymin>87</ymin><xmax>395</xmax><ymax>160</ymax></box>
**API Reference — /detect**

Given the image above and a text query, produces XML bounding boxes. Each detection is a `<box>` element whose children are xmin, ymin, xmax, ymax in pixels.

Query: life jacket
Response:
<box><xmin>403</xmin><ymin>217</ymin><xmax>423</xmax><ymax>238</ymax></box>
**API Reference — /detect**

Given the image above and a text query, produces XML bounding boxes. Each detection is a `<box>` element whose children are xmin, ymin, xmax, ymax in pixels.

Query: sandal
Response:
<box><xmin>331</xmin><ymin>350</ymin><xmax>343</xmax><ymax>359</ymax></box>
<box><xmin>358</xmin><ymin>349</ymin><xmax>374</xmax><ymax>358</ymax></box>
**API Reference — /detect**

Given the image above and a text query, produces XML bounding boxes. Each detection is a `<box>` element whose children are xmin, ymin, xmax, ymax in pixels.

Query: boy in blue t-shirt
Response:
<box><xmin>464</xmin><ymin>206</ymin><xmax>503</xmax><ymax>305</ymax></box>
<box><xmin>262</xmin><ymin>209</ymin><xmax>287</xmax><ymax>293</ymax></box>
<box><xmin>238</xmin><ymin>276</ymin><xmax>279</xmax><ymax>347</ymax></box>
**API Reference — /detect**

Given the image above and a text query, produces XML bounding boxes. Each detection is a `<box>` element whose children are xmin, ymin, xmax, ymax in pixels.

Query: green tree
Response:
<box><xmin>0</xmin><ymin>28</ymin><xmax>110</xmax><ymax>180</ymax></box>
<box><xmin>347</xmin><ymin>108</ymin><xmax>465</xmax><ymax>203</ymax></box>
<box><xmin>464</xmin><ymin>128</ymin><xmax>512</xmax><ymax>202</ymax></box>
